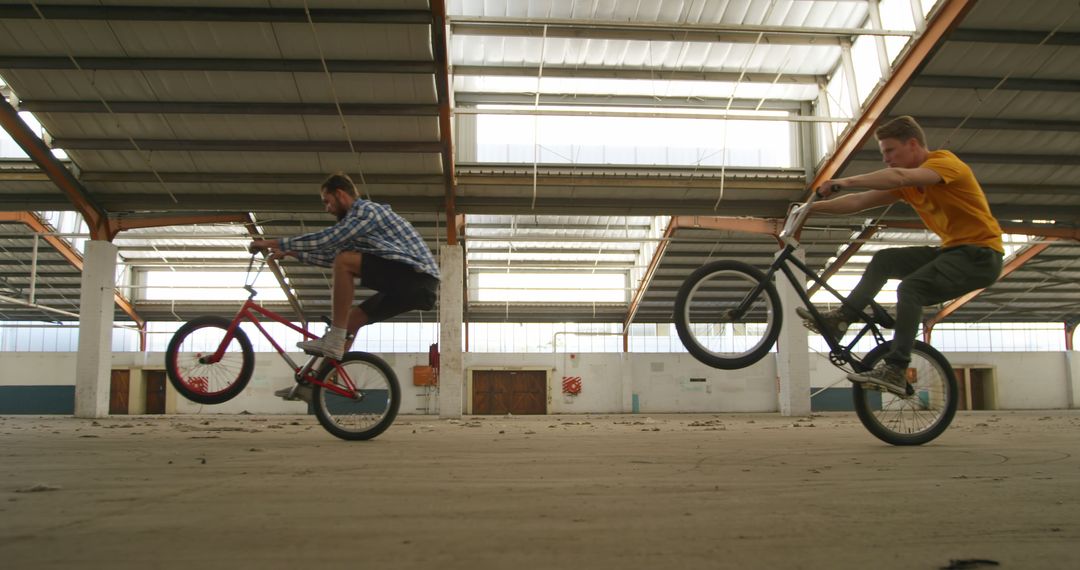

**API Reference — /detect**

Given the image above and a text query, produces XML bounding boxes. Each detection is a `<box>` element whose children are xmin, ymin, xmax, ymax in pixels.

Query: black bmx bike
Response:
<box><xmin>673</xmin><ymin>195</ymin><xmax>958</xmax><ymax>445</ymax></box>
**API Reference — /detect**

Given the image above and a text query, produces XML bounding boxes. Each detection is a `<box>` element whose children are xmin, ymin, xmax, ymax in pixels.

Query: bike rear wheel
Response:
<box><xmin>312</xmin><ymin>352</ymin><xmax>401</xmax><ymax>441</ymax></box>
<box><xmin>165</xmin><ymin>316</ymin><xmax>254</xmax><ymax>405</ymax></box>
<box><xmin>674</xmin><ymin>260</ymin><xmax>782</xmax><ymax>370</ymax></box>
<box><xmin>852</xmin><ymin>340</ymin><xmax>958</xmax><ymax>446</ymax></box>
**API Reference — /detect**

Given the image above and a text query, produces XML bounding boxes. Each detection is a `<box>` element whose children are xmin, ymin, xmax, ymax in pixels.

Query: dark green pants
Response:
<box><xmin>841</xmin><ymin>245</ymin><xmax>1003</xmax><ymax>366</ymax></box>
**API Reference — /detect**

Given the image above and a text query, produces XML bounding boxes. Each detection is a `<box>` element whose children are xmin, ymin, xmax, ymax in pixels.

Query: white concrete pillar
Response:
<box><xmin>775</xmin><ymin>248</ymin><xmax>811</xmax><ymax>417</ymax></box>
<box><xmin>1065</xmin><ymin>351</ymin><xmax>1077</xmax><ymax>409</ymax></box>
<box><xmin>438</xmin><ymin>245</ymin><xmax>464</xmax><ymax>418</ymax></box>
<box><xmin>75</xmin><ymin>240</ymin><xmax>118</xmax><ymax>418</ymax></box>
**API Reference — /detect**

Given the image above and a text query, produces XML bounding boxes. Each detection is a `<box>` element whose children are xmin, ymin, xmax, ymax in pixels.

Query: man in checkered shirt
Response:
<box><xmin>249</xmin><ymin>172</ymin><xmax>439</xmax><ymax>375</ymax></box>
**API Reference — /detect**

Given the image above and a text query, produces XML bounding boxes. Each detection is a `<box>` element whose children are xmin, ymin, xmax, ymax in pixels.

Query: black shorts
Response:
<box><xmin>358</xmin><ymin>254</ymin><xmax>439</xmax><ymax>325</ymax></box>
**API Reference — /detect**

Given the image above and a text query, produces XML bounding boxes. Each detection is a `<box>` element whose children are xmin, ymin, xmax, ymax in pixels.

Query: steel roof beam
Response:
<box><xmin>622</xmin><ymin>220</ymin><xmax>676</xmax><ymax>340</ymax></box>
<box><xmin>0</xmin><ymin>97</ymin><xmax>109</xmax><ymax>237</ymax></box>
<box><xmin>853</xmin><ymin>150</ymin><xmax>1080</xmax><ymax>165</ymax></box>
<box><xmin>0</xmin><ymin>211</ymin><xmax>142</xmax><ymax>326</ymax></box>
<box><xmin>808</xmin><ymin>0</ymin><xmax>978</xmax><ymax>193</ymax></box>
<box><xmin>949</xmin><ymin>29</ymin><xmax>1080</xmax><ymax>46</ymax></box>
<box><xmin>916</xmin><ymin>116</ymin><xmax>1080</xmax><ymax>132</ymax></box>
<box><xmin>982</xmin><ymin>184</ymin><xmax>1080</xmax><ymax>197</ymax></box>
<box><xmin>79</xmin><ymin>171</ymin><xmax>443</xmax><ymax>184</ymax></box>
<box><xmin>454</xmin><ymin>92</ymin><xmax>804</xmax><ymax>111</ymax></box>
<box><xmin>107</xmin><ymin>213</ymin><xmax>251</xmax><ymax>240</ymax></box>
<box><xmin>0</xmin><ymin>56</ymin><xmax>436</xmax><ymax>74</ymax></box>
<box><xmin>50</xmin><ymin>138</ymin><xmax>443</xmax><ymax>153</ymax></box>
<box><xmin>881</xmin><ymin>220</ymin><xmax>1080</xmax><ymax>241</ymax></box>
<box><xmin>806</xmin><ymin>225</ymin><xmax>879</xmax><ymax>297</ymax></box>
<box><xmin>925</xmin><ymin>238</ymin><xmax>1058</xmax><ymax>329</ymax></box>
<box><xmin>449</xmin><ymin>16</ymin><xmax>913</xmax><ymax>46</ymax></box>
<box><xmin>910</xmin><ymin>75</ymin><xmax>1080</xmax><ymax>92</ymax></box>
<box><xmin>453</xmin><ymin>65</ymin><xmax>822</xmax><ymax>85</ymax></box>
<box><xmin>431</xmin><ymin>0</ymin><xmax>458</xmax><ymax>245</ymax></box>
<box><xmin>19</xmin><ymin>100</ymin><xmax>440</xmax><ymax>116</ymax></box>
<box><xmin>0</xmin><ymin>5</ymin><xmax>431</xmax><ymax>23</ymax></box>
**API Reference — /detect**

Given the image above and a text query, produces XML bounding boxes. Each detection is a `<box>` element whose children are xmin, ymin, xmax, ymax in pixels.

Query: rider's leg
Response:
<box><xmin>344</xmin><ymin>306</ymin><xmax>370</xmax><ymax>351</ymax></box>
<box><xmin>842</xmin><ymin>246</ymin><xmax>938</xmax><ymax>317</ymax></box>
<box><xmin>337</xmin><ymin>254</ymin><xmax>438</xmax><ymax>352</ymax></box>
<box><xmin>296</xmin><ymin>251</ymin><xmax>362</xmax><ymax>359</ymax></box>
<box><xmin>331</xmin><ymin>251</ymin><xmax>363</xmax><ymax>329</ymax></box>
<box><xmin>884</xmin><ymin>246</ymin><xmax>1003</xmax><ymax>367</ymax></box>
<box><xmin>798</xmin><ymin>246</ymin><xmax>937</xmax><ymax>338</ymax></box>
<box><xmin>849</xmin><ymin>246</ymin><xmax>1002</xmax><ymax>394</ymax></box>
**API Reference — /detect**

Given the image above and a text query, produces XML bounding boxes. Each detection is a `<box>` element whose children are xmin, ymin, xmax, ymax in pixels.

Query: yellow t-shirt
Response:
<box><xmin>892</xmin><ymin>150</ymin><xmax>1003</xmax><ymax>253</ymax></box>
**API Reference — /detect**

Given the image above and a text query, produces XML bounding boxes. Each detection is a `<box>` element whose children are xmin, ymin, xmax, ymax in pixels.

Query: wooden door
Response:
<box><xmin>953</xmin><ymin>368</ymin><xmax>969</xmax><ymax>411</ymax></box>
<box><xmin>145</xmin><ymin>371</ymin><xmax>167</xmax><ymax>414</ymax></box>
<box><xmin>472</xmin><ymin>370</ymin><xmax>546</xmax><ymax>415</ymax></box>
<box><xmin>109</xmin><ymin>370</ymin><xmax>130</xmax><ymax>415</ymax></box>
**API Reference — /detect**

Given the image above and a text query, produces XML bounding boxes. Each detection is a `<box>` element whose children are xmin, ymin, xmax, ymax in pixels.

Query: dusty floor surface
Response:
<box><xmin>0</xmin><ymin>411</ymin><xmax>1077</xmax><ymax>570</ymax></box>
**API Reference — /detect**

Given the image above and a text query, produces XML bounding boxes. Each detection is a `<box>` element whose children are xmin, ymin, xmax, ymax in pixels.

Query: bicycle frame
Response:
<box><xmin>764</xmin><ymin>244</ymin><xmax>889</xmax><ymax>371</ymax></box>
<box><xmin>205</xmin><ymin>287</ymin><xmax>359</xmax><ymax>399</ymax></box>
<box><xmin>730</xmin><ymin>193</ymin><xmax>893</xmax><ymax>371</ymax></box>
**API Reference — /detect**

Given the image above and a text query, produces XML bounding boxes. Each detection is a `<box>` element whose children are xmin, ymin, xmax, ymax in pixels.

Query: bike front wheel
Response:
<box><xmin>852</xmin><ymin>340</ymin><xmax>958</xmax><ymax>446</ymax></box>
<box><xmin>674</xmin><ymin>260</ymin><xmax>782</xmax><ymax>370</ymax></box>
<box><xmin>165</xmin><ymin>316</ymin><xmax>255</xmax><ymax>405</ymax></box>
<box><xmin>312</xmin><ymin>352</ymin><xmax>401</xmax><ymax>441</ymax></box>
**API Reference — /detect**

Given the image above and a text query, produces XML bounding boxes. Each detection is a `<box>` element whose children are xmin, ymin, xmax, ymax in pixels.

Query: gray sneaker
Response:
<box><xmin>795</xmin><ymin>306</ymin><xmax>852</xmax><ymax>339</ymax></box>
<box><xmin>274</xmin><ymin>384</ymin><xmax>313</xmax><ymax>403</ymax></box>
<box><xmin>297</xmin><ymin>335</ymin><xmax>345</xmax><ymax>360</ymax></box>
<box><xmin>847</xmin><ymin>363</ymin><xmax>908</xmax><ymax>396</ymax></box>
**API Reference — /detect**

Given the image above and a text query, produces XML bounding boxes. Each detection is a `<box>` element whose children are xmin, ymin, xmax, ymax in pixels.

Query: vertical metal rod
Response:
<box><xmin>840</xmin><ymin>41</ymin><xmax>862</xmax><ymax>117</ymax></box>
<box><xmin>816</xmin><ymin>80</ymin><xmax>836</xmax><ymax>156</ymax></box>
<box><xmin>909</xmin><ymin>0</ymin><xmax>927</xmax><ymax>33</ymax></box>
<box><xmin>868</xmin><ymin>0</ymin><xmax>893</xmax><ymax>77</ymax></box>
<box><xmin>29</xmin><ymin>233</ymin><xmax>39</xmax><ymax>303</ymax></box>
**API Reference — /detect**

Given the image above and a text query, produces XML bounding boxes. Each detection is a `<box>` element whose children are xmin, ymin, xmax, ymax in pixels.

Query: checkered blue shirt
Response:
<box><xmin>280</xmin><ymin>200</ymin><xmax>440</xmax><ymax>279</ymax></box>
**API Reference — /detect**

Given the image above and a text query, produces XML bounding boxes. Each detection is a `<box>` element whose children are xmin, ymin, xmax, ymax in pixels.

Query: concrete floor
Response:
<box><xmin>1</xmin><ymin>411</ymin><xmax>1077</xmax><ymax>570</ymax></box>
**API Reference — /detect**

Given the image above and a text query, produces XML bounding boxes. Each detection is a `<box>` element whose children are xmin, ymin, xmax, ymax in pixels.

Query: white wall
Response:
<box><xmin>1</xmin><ymin>350</ymin><xmax>1076</xmax><ymax>414</ymax></box>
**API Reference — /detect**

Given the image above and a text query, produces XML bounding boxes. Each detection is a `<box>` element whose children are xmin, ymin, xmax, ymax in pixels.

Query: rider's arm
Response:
<box><xmin>294</xmin><ymin>251</ymin><xmax>335</xmax><ymax>267</ymax></box>
<box><xmin>280</xmin><ymin>205</ymin><xmax>374</xmax><ymax>253</ymax></box>
<box><xmin>811</xmin><ymin>165</ymin><xmax>941</xmax><ymax>215</ymax></box>
<box><xmin>837</xmin><ymin>166</ymin><xmax>943</xmax><ymax>190</ymax></box>
<box><xmin>812</xmin><ymin>188</ymin><xmax>901</xmax><ymax>215</ymax></box>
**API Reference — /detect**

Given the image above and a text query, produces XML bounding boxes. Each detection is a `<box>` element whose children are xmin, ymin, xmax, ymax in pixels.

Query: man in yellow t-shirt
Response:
<box><xmin>798</xmin><ymin>115</ymin><xmax>1003</xmax><ymax>394</ymax></box>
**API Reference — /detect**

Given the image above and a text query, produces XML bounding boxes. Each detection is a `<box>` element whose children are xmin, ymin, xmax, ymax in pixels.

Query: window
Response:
<box><xmin>476</xmin><ymin>106</ymin><xmax>796</xmax><ymax>168</ymax></box>
<box><xmin>475</xmin><ymin>272</ymin><xmax>626</xmax><ymax>303</ymax></box>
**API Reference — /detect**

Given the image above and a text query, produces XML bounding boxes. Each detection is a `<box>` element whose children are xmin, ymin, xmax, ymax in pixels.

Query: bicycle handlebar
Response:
<box><xmin>778</xmin><ymin>191</ymin><xmax>823</xmax><ymax>244</ymax></box>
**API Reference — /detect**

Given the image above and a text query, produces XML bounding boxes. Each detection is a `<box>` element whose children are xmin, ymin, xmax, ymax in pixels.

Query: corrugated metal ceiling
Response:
<box><xmin>0</xmin><ymin>0</ymin><xmax>1077</xmax><ymax>331</ymax></box>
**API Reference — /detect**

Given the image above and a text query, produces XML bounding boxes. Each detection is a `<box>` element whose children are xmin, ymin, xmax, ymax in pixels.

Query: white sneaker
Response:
<box><xmin>297</xmin><ymin>334</ymin><xmax>346</xmax><ymax>360</ymax></box>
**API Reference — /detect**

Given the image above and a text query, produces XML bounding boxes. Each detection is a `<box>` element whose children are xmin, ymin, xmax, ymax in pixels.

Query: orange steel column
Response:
<box><xmin>431</xmin><ymin>0</ymin><xmax>458</xmax><ymax>245</ymax></box>
<box><xmin>0</xmin><ymin>211</ymin><xmax>143</xmax><ymax>327</ymax></box>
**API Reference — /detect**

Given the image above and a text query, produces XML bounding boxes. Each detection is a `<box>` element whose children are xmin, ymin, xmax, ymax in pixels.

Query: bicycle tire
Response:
<box><xmin>312</xmin><ymin>352</ymin><xmax>401</xmax><ymax>441</ymax></box>
<box><xmin>852</xmin><ymin>340</ymin><xmax>958</xmax><ymax>446</ymax></box>
<box><xmin>674</xmin><ymin>260</ymin><xmax>783</xmax><ymax>370</ymax></box>
<box><xmin>165</xmin><ymin>315</ymin><xmax>255</xmax><ymax>405</ymax></box>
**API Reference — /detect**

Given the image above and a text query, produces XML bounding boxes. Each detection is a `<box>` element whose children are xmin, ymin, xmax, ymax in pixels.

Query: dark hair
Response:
<box><xmin>874</xmin><ymin>115</ymin><xmax>927</xmax><ymax>148</ymax></box>
<box><xmin>321</xmin><ymin>172</ymin><xmax>357</xmax><ymax>198</ymax></box>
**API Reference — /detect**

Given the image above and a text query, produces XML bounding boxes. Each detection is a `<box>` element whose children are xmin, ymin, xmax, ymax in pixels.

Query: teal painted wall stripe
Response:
<box><xmin>0</xmin><ymin>386</ymin><xmax>75</xmax><ymax>414</ymax></box>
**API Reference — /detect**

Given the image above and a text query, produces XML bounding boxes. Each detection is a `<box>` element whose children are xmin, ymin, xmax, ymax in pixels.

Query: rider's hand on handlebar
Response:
<box><xmin>815</xmin><ymin>179</ymin><xmax>843</xmax><ymax>198</ymax></box>
<box><xmin>248</xmin><ymin>238</ymin><xmax>279</xmax><ymax>255</ymax></box>
<box><xmin>267</xmin><ymin>250</ymin><xmax>296</xmax><ymax>261</ymax></box>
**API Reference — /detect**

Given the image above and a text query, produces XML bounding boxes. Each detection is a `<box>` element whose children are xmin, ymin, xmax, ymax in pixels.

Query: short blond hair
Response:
<box><xmin>874</xmin><ymin>115</ymin><xmax>927</xmax><ymax>148</ymax></box>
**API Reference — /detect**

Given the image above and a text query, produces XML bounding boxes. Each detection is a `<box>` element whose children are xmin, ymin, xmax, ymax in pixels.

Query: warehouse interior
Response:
<box><xmin>1</xmin><ymin>1</ymin><xmax>1079</xmax><ymax>568</ymax></box>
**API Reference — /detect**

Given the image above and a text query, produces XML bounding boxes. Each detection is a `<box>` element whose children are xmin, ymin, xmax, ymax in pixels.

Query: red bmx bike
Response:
<box><xmin>164</xmin><ymin>255</ymin><xmax>400</xmax><ymax>440</ymax></box>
